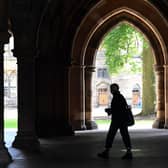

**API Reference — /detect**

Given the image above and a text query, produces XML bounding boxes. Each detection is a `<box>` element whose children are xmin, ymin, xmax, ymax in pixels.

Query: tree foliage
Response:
<box><xmin>100</xmin><ymin>22</ymin><xmax>155</xmax><ymax>115</ymax></box>
<box><xmin>101</xmin><ymin>22</ymin><xmax>147</xmax><ymax>74</ymax></box>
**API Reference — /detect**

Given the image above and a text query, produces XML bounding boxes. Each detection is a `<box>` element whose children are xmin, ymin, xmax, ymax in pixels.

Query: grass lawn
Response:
<box><xmin>95</xmin><ymin>119</ymin><xmax>154</xmax><ymax>125</ymax></box>
<box><xmin>5</xmin><ymin>119</ymin><xmax>17</xmax><ymax>128</ymax></box>
<box><xmin>95</xmin><ymin>119</ymin><xmax>110</xmax><ymax>125</ymax></box>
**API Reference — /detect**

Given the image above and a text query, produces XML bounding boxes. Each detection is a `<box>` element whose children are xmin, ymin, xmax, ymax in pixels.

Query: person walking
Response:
<box><xmin>97</xmin><ymin>83</ymin><xmax>133</xmax><ymax>160</ymax></box>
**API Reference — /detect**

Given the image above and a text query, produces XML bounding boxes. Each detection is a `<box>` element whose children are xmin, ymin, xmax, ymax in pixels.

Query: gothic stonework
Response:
<box><xmin>0</xmin><ymin>3</ymin><xmax>168</xmax><ymax>163</ymax></box>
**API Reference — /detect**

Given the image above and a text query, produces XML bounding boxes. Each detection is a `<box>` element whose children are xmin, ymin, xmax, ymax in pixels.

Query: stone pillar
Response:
<box><xmin>0</xmin><ymin>1</ymin><xmax>8</xmax><ymax>31</ymax></box>
<box><xmin>164</xmin><ymin>65</ymin><xmax>168</xmax><ymax>128</ymax></box>
<box><xmin>85</xmin><ymin>66</ymin><xmax>97</xmax><ymax>129</ymax></box>
<box><xmin>0</xmin><ymin>43</ymin><xmax>12</xmax><ymax>163</ymax></box>
<box><xmin>152</xmin><ymin>65</ymin><xmax>165</xmax><ymax>128</ymax></box>
<box><xmin>68</xmin><ymin>65</ymin><xmax>86</xmax><ymax>130</ymax></box>
<box><xmin>12</xmin><ymin>50</ymin><xmax>40</xmax><ymax>150</ymax></box>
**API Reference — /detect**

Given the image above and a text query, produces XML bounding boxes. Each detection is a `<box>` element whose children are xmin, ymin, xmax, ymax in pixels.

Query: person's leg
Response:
<box><xmin>120</xmin><ymin>125</ymin><xmax>131</xmax><ymax>149</ymax></box>
<box><xmin>98</xmin><ymin>122</ymin><xmax>118</xmax><ymax>159</ymax></box>
<box><xmin>120</xmin><ymin>125</ymin><xmax>133</xmax><ymax>159</ymax></box>
<box><xmin>105</xmin><ymin>122</ymin><xmax>118</xmax><ymax>148</ymax></box>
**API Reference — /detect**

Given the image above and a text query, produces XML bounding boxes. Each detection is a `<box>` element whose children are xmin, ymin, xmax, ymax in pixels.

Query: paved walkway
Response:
<box><xmin>3</xmin><ymin>108</ymin><xmax>166</xmax><ymax>168</ymax></box>
<box><xmin>3</xmin><ymin>128</ymin><xmax>168</xmax><ymax>168</ymax></box>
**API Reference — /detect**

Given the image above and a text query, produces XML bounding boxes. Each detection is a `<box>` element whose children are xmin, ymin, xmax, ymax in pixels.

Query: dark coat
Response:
<box><xmin>110</xmin><ymin>91</ymin><xmax>128</xmax><ymax>124</ymax></box>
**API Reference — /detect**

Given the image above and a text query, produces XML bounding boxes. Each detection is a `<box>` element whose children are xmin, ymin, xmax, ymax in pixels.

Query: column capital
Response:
<box><xmin>69</xmin><ymin>64</ymin><xmax>86</xmax><ymax>69</ymax></box>
<box><xmin>164</xmin><ymin>64</ymin><xmax>168</xmax><ymax>68</ymax></box>
<box><xmin>153</xmin><ymin>64</ymin><xmax>164</xmax><ymax>72</ymax></box>
<box><xmin>85</xmin><ymin>66</ymin><xmax>96</xmax><ymax>72</ymax></box>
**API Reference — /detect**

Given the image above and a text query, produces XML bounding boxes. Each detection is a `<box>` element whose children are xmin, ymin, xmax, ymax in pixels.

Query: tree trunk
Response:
<box><xmin>142</xmin><ymin>46</ymin><xmax>155</xmax><ymax>115</ymax></box>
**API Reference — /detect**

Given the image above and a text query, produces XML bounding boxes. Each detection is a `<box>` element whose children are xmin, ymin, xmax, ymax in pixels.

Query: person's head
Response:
<box><xmin>110</xmin><ymin>83</ymin><xmax>119</xmax><ymax>94</ymax></box>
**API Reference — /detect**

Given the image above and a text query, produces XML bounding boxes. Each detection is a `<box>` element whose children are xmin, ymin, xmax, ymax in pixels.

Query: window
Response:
<box><xmin>97</xmin><ymin>68</ymin><xmax>108</xmax><ymax>78</ymax></box>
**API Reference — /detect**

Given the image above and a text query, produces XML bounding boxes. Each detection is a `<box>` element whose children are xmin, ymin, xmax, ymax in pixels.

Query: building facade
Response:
<box><xmin>92</xmin><ymin>49</ymin><xmax>142</xmax><ymax>117</ymax></box>
<box><xmin>92</xmin><ymin>49</ymin><xmax>111</xmax><ymax>108</ymax></box>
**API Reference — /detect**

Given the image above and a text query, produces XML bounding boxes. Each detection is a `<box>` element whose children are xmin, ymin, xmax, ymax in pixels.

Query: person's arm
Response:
<box><xmin>105</xmin><ymin>108</ymin><xmax>112</xmax><ymax>115</ymax></box>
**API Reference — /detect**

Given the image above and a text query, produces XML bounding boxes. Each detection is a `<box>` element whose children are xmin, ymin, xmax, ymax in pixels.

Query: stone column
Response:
<box><xmin>85</xmin><ymin>66</ymin><xmax>97</xmax><ymax>129</ymax></box>
<box><xmin>164</xmin><ymin>65</ymin><xmax>168</xmax><ymax>128</ymax></box>
<box><xmin>152</xmin><ymin>65</ymin><xmax>165</xmax><ymax>128</ymax></box>
<box><xmin>0</xmin><ymin>42</ymin><xmax>12</xmax><ymax>163</ymax></box>
<box><xmin>68</xmin><ymin>65</ymin><xmax>86</xmax><ymax>130</ymax></box>
<box><xmin>12</xmin><ymin>49</ymin><xmax>40</xmax><ymax>150</ymax></box>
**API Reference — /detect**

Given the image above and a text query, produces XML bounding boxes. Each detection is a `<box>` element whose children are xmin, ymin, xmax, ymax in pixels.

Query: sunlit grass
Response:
<box><xmin>5</xmin><ymin>119</ymin><xmax>17</xmax><ymax>128</ymax></box>
<box><xmin>95</xmin><ymin>119</ymin><xmax>111</xmax><ymax>125</ymax></box>
<box><xmin>95</xmin><ymin>119</ymin><xmax>154</xmax><ymax>125</ymax></box>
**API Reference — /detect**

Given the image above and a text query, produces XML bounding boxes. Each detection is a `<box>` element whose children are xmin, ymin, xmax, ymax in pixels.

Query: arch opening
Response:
<box><xmin>3</xmin><ymin>35</ymin><xmax>18</xmax><ymax>146</ymax></box>
<box><xmin>70</xmin><ymin>1</ymin><xmax>168</xmax><ymax>130</ymax></box>
<box><xmin>92</xmin><ymin>21</ymin><xmax>156</xmax><ymax>130</ymax></box>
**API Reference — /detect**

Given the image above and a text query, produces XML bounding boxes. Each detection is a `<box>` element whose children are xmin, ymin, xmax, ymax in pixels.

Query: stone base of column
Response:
<box><xmin>152</xmin><ymin>118</ymin><xmax>165</xmax><ymax>128</ymax></box>
<box><xmin>164</xmin><ymin>119</ymin><xmax>168</xmax><ymax>129</ymax></box>
<box><xmin>85</xmin><ymin>120</ymin><xmax>98</xmax><ymax>130</ymax></box>
<box><xmin>72</xmin><ymin>120</ymin><xmax>87</xmax><ymax>130</ymax></box>
<box><xmin>164</xmin><ymin>125</ymin><xmax>168</xmax><ymax>129</ymax></box>
<box><xmin>12</xmin><ymin>131</ymin><xmax>40</xmax><ymax>151</ymax></box>
<box><xmin>0</xmin><ymin>145</ymin><xmax>12</xmax><ymax>165</ymax></box>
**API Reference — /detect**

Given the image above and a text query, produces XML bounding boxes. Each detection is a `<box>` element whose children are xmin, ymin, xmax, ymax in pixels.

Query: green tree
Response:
<box><xmin>101</xmin><ymin>22</ymin><xmax>155</xmax><ymax>115</ymax></box>
<box><xmin>102</xmin><ymin>22</ymin><xmax>144</xmax><ymax>74</ymax></box>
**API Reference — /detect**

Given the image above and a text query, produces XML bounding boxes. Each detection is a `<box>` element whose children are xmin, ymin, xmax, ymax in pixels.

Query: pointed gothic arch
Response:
<box><xmin>69</xmin><ymin>0</ymin><xmax>168</xmax><ymax>130</ymax></box>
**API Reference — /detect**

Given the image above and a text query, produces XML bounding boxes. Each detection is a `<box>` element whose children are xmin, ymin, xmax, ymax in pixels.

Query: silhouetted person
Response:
<box><xmin>98</xmin><ymin>83</ymin><xmax>133</xmax><ymax>160</ymax></box>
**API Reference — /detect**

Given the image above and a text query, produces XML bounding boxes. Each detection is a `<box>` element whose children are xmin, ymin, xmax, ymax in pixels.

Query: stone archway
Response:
<box><xmin>69</xmin><ymin>0</ymin><xmax>168</xmax><ymax>130</ymax></box>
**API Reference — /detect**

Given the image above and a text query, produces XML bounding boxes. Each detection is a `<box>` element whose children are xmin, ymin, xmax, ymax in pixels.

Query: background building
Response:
<box><xmin>4</xmin><ymin>36</ymin><xmax>17</xmax><ymax>108</ymax></box>
<box><xmin>92</xmin><ymin>49</ymin><xmax>142</xmax><ymax>116</ymax></box>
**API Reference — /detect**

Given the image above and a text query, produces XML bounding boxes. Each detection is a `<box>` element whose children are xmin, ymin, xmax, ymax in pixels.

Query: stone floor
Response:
<box><xmin>2</xmin><ymin>128</ymin><xmax>168</xmax><ymax>168</ymax></box>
